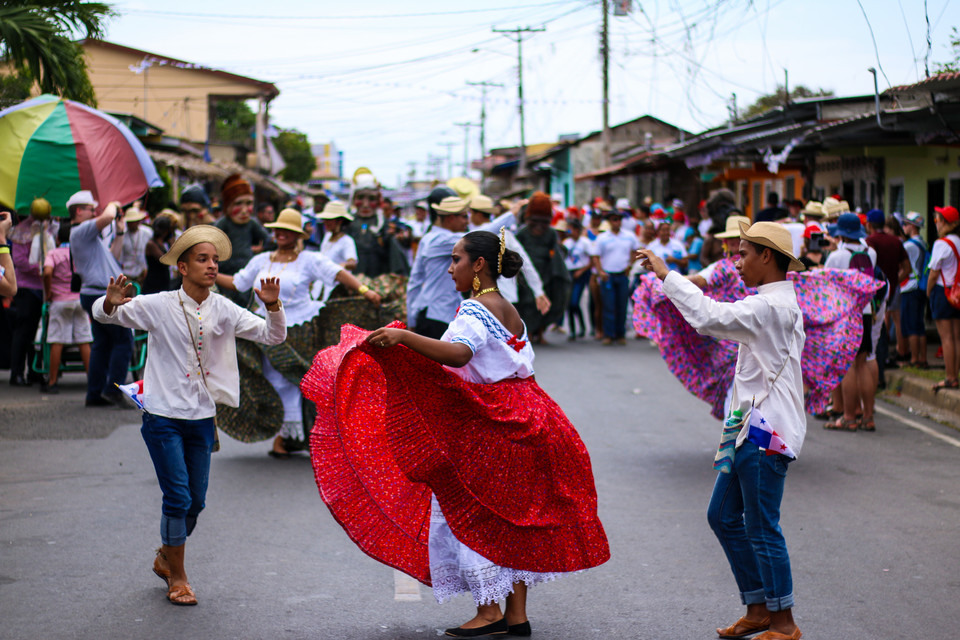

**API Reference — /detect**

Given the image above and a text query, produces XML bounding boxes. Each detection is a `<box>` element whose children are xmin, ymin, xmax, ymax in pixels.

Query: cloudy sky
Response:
<box><xmin>105</xmin><ymin>0</ymin><xmax>957</xmax><ymax>186</ymax></box>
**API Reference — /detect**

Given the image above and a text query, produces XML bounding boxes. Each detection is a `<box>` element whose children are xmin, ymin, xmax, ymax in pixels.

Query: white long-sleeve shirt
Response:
<box><xmin>661</xmin><ymin>272</ymin><xmax>807</xmax><ymax>457</ymax></box>
<box><xmin>93</xmin><ymin>288</ymin><xmax>287</xmax><ymax>419</ymax></box>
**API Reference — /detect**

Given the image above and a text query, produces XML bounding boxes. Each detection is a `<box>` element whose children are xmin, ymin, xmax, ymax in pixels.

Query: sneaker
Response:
<box><xmin>40</xmin><ymin>382</ymin><xmax>60</xmax><ymax>394</ymax></box>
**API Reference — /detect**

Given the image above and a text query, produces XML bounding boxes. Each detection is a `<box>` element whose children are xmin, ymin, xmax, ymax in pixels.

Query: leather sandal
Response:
<box><xmin>152</xmin><ymin>548</ymin><xmax>170</xmax><ymax>586</ymax></box>
<box><xmin>752</xmin><ymin>629</ymin><xmax>801</xmax><ymax>640</ymax></box>
<box><xmin>822</xmin><ymin>417</ymin><xmax>858</xmax><ymax>432</ymax></box>
<box><xmin>167</xmin><ymin>582</ymin><xmax>198</xmax><ymax>606</ymax></box>
<box><xmin>717</xmin><ymin>616</ymin><xmax>770</xmax><ymax>639</ymax></box>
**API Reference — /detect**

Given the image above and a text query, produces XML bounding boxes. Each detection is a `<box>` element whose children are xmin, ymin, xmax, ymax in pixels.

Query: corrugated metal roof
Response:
<box><xmin>885</xmin><ymin>72</ymin><xmax>960</xmax><ymax>94</ymax></box>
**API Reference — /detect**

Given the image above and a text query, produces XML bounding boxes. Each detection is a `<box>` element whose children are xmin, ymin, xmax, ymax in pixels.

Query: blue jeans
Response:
<box><xmin>567</xmin><ymin>269</ymin><xmax>591</xmax><ymax>337</ymax></box>
<box><xmin>141</xmin><ymin>412</ymin><xmax>216</xmax><ymax>546</ymax></box>
<box><xmin>600</xmin><ymin>273</ymin><xmax>630</xmax><ymax>339</ymax></box>
<box><xmin>80</xmin><ymin>294</ymin><xmax>133</xmax><ymax>402</ymax></box>
<box><xmin>707</xmin><ymin>441</ymin><xmax>795</xmax><ymax>611</ymax></box>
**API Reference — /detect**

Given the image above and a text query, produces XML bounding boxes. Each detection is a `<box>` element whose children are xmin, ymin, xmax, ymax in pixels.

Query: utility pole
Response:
<box><xmin>466</xmin><ymin>80</ymin><xmax>504</xmax><ymax>189</ymax></box>
<box><xmin>600</xmin><ymin>0</ymin><xmax>612</xmax><ymax>167</ymax></box>
<box><xmin>493</xmin><ymin>25</ymin><xmax>545</xmax><ymax>181</ymax></box>
<box><xmin>438</xmin><ymin>142</ymin><xmax>456</xmax><ymax>181</ymax></box>
<box><xmin>454</xmin><ymin>122</ymin><xmax>480</xmax><ymax>178</ymax></box>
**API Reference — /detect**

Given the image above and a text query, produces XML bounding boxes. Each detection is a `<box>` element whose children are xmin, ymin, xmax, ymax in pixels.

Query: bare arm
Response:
<box><xmin>367</xmin><ymin>327</ymin><xmax>472</xmax><ymax>367</ymax></box>
<box><xmin>928</xmin><ymin>269</ymin><xmax>939</xmax><ymax>297</ymax></box>
<box><xmin>0</xmin><ymin>212</ymin><xmax>15</xmax><ymax>296</ymax></box>
<box><xmin>335</xmin><ymin>269</ymin><xmax>382</xmax><ymax>306</ymax></box>
<box><xmin>215</xmin><ymin>273</ymin><xmax>236</xmax><ymax>291</ymax></box>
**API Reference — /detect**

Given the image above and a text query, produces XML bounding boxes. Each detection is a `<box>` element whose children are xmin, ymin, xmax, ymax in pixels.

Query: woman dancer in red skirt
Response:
<box><xmin>302</xmin><ymin>230</ymin><xmax>609</xmax><ymax>637</ymax></box>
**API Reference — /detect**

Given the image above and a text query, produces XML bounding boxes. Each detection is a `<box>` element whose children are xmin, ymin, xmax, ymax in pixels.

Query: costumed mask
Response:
<box><xmin>221</xmin><ymin>174</ymin><xmax>253</xmax><ymax>223</ymax></box>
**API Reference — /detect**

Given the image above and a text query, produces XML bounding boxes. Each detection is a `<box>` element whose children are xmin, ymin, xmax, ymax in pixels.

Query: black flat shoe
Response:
<box><xmin>85</xmin><ymin>396</ymin><xmax>113</xmax><ymax>407</ymax></box>
<box><xmin>267</xmin><ymin>450</ymin><xmax>292</xmax><ymax>459</ymax></box>
<box><xmin>9</xmin><ymin>375</ymin><xmax>31</xmax><ymax>387</ymax></box>
<box><xmin>444</xmin><ymin>618</ymin><xmax>508</xmax><ymax>637</ymax></box>
<box><xmin>507</xmin><ymin>621</ymin><xmax>531</xmax><ymax>636</ymax></box>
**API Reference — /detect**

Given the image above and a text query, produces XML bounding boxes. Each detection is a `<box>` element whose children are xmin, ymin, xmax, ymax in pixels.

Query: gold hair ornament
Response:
<box><xmin>498</xmin><ymin>227</ymin><xmax>506</xmax><ymax>275</ymax></box>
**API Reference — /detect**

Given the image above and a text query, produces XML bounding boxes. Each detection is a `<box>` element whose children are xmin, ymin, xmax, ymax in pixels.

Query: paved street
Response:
<box><xmin>2</xmin><ymin>336</ymin><xmax>960</xmax><ymax>639</ymax></box>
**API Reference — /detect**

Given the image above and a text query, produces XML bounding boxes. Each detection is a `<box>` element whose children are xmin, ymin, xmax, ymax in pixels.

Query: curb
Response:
<box><xmin>884</xmin><ymin>369</ymin><xmax>960</xmax><ymax>425</ymax></box>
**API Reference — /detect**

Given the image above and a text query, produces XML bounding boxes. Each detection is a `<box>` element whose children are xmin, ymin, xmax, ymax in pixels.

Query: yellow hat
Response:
<box><xmin>160</xmin><ymin>225</ymin><xmax>232</xmax><ymax>266</ymax></box>
<box><xmin>123</xmin><ymin>207</ymin><xmax>147</xmax><ymax>223</ymax></box>
<box><xmin>265</xmin><ymin>208</ymin><xmax>308</xmax><ymax>235</ymax></box>
<box><xmin>738</xmin><ymin>220</ymin><xmax>805</xmax><ymax>272</ymax></box>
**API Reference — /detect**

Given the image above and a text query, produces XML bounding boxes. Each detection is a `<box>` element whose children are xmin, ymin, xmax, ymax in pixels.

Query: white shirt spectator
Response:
<box><xmin>589</xmin><ymin>229</ymin><xmax>640</xmax><ymax>273</ymax></box>
<box><xmin>647</xmin><ymin>237</ymin><xmax>687</xmax><ymax>272</ymax></box>
<box><xmin>119</xmin><ymin>225</ymin><xmax>152</xmax><ymax>278</ymax></box>
<box><xmin>929</xmin><ymin>233</ymin><xmax>960</xmax><ymax>286</ymax></box>
<box><xmin>563</xmin><ymin>236</ymin><xmax>593</xmax><ymax>271</ymax></box>
<box><xmin>825</xmin><ymin>240</ymin><xmax>878</xmax><ymax>314</ymax></box>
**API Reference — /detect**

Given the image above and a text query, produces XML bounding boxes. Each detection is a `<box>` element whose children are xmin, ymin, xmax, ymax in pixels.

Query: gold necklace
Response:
<box><xmin>268</xmin><ymin>250</ymin><xmax>299</xmax><ymax>276</ymax></box>
<box><xmin>474</xmin><ymin>286</ymin><xmax>500</xmax><ymax>297</ymax></box>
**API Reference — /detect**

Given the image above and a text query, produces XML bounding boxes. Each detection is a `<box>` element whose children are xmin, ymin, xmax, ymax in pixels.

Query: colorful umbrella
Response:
<box><xmin>0</xmin><ymin>94</ymin><xmax>163</xmax><ymax>218</ymax></box>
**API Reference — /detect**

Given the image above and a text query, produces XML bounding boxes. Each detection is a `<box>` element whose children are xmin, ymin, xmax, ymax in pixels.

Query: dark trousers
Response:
<box><xmin>80</xmin><ymin>294</ymin><xmax>133</xmax><ymax>402</ymax></box>
<box><xmin>567</xmin><ymin>269</ymin><xmax>591</xmax><ymax>337</ymax></box>
<box><xmin>600</xmin><ymin>273</ymin><xmax>630</xmax><ymax>340</ymax></box>
<box><xmin>414</xmin><ymin>308</ymin><xmax>449</xmax><ymax>340</ymax></box>
<box><xmin>9</xmin><ymin>287</ymin><xmax>43</xmax><ymax>381</ymax></box>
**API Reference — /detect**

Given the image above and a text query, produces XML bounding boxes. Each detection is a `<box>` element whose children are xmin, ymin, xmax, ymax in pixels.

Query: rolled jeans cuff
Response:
<box><xmin>741</xmin><ymin>588</ymin><xmax>766</xmax><ymax>606</ymax></box>
<box><xmin>765</xmin><ymin>593</ymin><xmax>795</xmax><ymax>612</ymax></box>
<box><xmin>161</xmin><ymin>514</ymin><xmax>187</xmax><ymax>547</ymax></box>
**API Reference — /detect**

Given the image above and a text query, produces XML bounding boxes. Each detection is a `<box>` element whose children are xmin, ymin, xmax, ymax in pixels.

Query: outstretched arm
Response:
<box><xmin>367</xmin><ymin>327</ymin><xmax>473</xmax><ymax>368</ymax></box>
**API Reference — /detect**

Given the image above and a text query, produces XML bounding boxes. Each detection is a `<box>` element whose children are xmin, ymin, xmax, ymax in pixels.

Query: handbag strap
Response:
<box><xmin>941</xmin><ymin>237</ymin><xmax>960</xmax><ymax>288</ymax></box>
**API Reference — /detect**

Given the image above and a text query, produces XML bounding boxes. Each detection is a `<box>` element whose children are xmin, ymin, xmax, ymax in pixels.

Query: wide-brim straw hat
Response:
<box><xmin>822</xmin><ymin>197</ymin><xmax>850</xmax><ymax>220</ymax></box>
<box><xmin>469</xmin><ymin>194</ymin><xmax>499</xmax><ymax>215</ymax></box>
<box><xmin>160</xmin><ymin>225</ymin><xmax>232</xmax><ymax>266</ymax></box>
<box><xmin>265</xmin><ymin>208</ymin><xmax>309</xmax><ymax>235</ymax></box>
<box><xmin>318</xmin><ymin>200</ymin><xmax>354</xmax><ymax>221</ymax></box>
<box><xmin>738</xmin><ymin>220</ymin><xmax>805</xmax><ymax>272</ymax></box>
<box><xmin>715</xmin><ymin>215</ymin><xmax>751</xmax><ymax>239</ymax></box>
<box><xmin>123</xmin><ymin>208</ymin><xmax>147</xmax><ymax>223</ymax></box>
<box><xmin>801</xmin><ymin>201</ymin><xmax>825</xmax><ymax>219</ymax></box>
<box><xmin>431</xmin><ymin>196</ymin><xmax>471</xmax><ymax>215</ymax></box>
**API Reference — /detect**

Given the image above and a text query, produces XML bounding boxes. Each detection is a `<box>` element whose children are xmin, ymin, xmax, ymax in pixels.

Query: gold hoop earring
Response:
<box><xmin>472</xmin><ymin>273</ymin><xmax>481</xmax><ymax>294</ymax></box>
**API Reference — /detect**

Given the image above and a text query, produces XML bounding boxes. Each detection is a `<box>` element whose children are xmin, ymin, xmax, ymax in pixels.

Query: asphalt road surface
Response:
<box><xmin>2</xmin><ymin>336</ymin><xmax>959</xmax><ymax>639</ymax></box>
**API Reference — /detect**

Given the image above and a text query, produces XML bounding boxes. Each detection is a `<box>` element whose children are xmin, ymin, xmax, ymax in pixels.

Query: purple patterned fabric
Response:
<box><xmin>632</xmin><ymin>260</ymin><xmax>882</xmax><ymax>419</ymax></box>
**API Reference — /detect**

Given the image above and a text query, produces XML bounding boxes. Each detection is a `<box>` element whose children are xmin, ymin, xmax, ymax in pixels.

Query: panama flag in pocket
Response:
<box><xmin>115</xmin><ymin>380</ymin><xmax>144</xmax><ymax>411</ymax></box>
<box><xmin>746</xmin><ymin>406</ymin><xmax>796</xmax><ymax>459</ymax></box>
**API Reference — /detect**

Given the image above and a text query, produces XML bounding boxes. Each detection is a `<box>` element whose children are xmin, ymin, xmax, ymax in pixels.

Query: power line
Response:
<box><xmin>122</xmin><ymin>2</ymin><xmax>574</xmax><ymax>22</ymax></box>
<box><xmin>493</xmin><ymin>25</ymin><xmax>545</xmax><ymax>179</ymax></box>
<box><xmin>856</xmin><ymin>0</ymin><xmax>892</xmax><ymax>87</ymax></box>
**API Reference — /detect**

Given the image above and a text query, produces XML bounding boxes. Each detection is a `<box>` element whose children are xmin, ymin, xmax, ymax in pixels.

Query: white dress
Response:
<box><xmin>316</xmin><ymin>234</ymin><xmax>358</xmax><ymax>301</ymax></box>
<box><xmin>429</xmin><ymin>299</ymin><xmax>561</xmax><ymax>605</ymax></box>
<box><xmin>233</xmin><ymin>251</ymin><xmax>343</xmax><ymax>440</ymax></box>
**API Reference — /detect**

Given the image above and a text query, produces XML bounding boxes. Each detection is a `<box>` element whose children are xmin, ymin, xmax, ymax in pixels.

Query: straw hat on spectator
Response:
<box><xmin>714</xmin><ymin>215</ymin><xmax>751</xmax><ymax>239</ymax></box>
<box><xmin>432</xmin><ymin>196</ymin><xmax>471</xmax><ymax>215</ymax></box>
<box><xmin>318</xmin><ymin>200</ymin><xmax>354</xmax><ymax>221</ymax></box>
<box><xmin>265</xmin><ymin>208</ymin><xmax>309</xmax><ymax>235</ymax></box>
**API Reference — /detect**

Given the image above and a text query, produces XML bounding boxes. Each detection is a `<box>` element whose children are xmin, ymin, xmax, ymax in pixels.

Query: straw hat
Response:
<box><xmin>801</xmin><ymin>201</ymin><xmax>825</xmax><ymax>219</ymax></box>
<box><xmin>469</xmin><ymin>194</ymin><xmax>499</xmax><ymax>215</ymax></box>
<box><xmin>123</xmin><ymin>207</ymin><xmax>147</xmax><ymax>223</ymax></box>
<box><xmin>265</xmin><ymin>208</ymin><xmax>308</xmax><ymax>235</ymax></box>
<box><xmin>431</xmin><ymin>196</ymin><xmax>471</xmax><ymax>215</ymax></box>
<box><xmin>714</xmin><ymin>215</ymin><xmax>751</xmax><ymax>239</ymax></box>
<box><xmin>552</xmin><ymin>219</ymin><xmax>568</xmax><ymax>232</ymax></box>
<box><xmin>822</xmin><ymin>197</ymin><xmax>849</xmax><ymax>220</ymax></box>
<box><xmin>318</xmin><ymin>200</ymin><xmax>354</xmax><ymax>221</ymax></box>
<box><xmin>160</xmin><ymin>225</ymin><xmax>232</xmax><ymax>266</ymax></box>
<box><xmin>737</xmin><ymin>220</ymin><xmax>805</xmax><ymax>271</ymax></box>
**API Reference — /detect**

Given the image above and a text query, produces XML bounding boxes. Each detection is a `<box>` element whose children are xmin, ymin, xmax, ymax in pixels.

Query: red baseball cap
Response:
<box><xmin>803</xmin><ymin>223</ymin><xmax>825</xmax><ymax>239</ymax></box>
<box><xmin>935</xmin><ymin>205</ymin><xmax>960</xmax><ymax>223</ymax></box>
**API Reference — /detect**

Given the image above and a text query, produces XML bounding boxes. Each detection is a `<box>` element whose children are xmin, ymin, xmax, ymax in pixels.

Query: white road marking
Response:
<box><xmin>393</xmin><ymin>570</ymin><xmax>422</xmax><ymax>601</ymax></box>
<box><xmin>875</xmin><ymin>405</ymin><xmax>960</xmax><ymax>448</ymax></box>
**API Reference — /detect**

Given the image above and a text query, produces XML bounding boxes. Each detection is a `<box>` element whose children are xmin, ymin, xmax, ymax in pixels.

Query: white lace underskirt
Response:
<box><xmin>429</xmin><ymin>496</ymin><xmax>563</xmax><ymax>606</ymax></box>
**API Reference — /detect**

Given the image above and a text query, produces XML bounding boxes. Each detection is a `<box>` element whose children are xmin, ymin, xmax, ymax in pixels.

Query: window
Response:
<box><xmin>752</xmin><ymin>182</ymin><xmax>762</xmax><ymax>216</ymax></box>
<box><xmin>785</xmin><ymin>176</ymin><xmax>796</xmax><ymax>201</ymax></box>
<box><xmin>889</xmin><ymin>181</ymin><xmax>905</xmax><ymax>214</ymax></box>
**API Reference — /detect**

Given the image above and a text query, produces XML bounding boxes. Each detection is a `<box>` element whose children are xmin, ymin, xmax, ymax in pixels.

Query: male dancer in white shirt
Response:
<box><xmin>639</xmin><ymin>221</ymin><xmax>805</xmax><ymax>640</ymax></box>
<box><xmin>94</xmin><ymin>226</ymin><xmax>287</xmax><ymax>606</ymax></box>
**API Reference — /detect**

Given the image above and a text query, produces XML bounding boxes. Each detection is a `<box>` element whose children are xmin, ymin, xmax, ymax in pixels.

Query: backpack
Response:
<box><xmin>848</xmin><ymin>248</ymin><xmax>887</xmax><ymax>315</ymax></box>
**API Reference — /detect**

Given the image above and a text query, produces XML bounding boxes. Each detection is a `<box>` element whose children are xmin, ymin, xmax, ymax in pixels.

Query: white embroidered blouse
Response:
<box><xmin>441</xmin><ymin>299</ymin><xmax>534</xmax><ymax>384</ymax></box>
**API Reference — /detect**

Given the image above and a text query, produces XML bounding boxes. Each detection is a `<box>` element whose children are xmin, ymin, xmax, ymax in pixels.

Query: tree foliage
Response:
<box><xmin>933</xmin><ymin>26</ymin><xmax>960</xmax><ymax>74</ymax></box>
<box><xmin>740</xmin><ymin>85</ymin><xmax>834</xmax><ymax>120</ymax></box>
<box><xmin>0</xmin><ymin>1</ymin><xmax>114</xmax><ymax>106</ymax></box>
<box><xmin>274</xmin><ymin>129</ymin><xmax>316</xmax><ymax>184</ymax></box>
<box><xmin>212</xmin><ymin>99</ymin><xmax>256</xmax><ymax>144</ymax></box>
